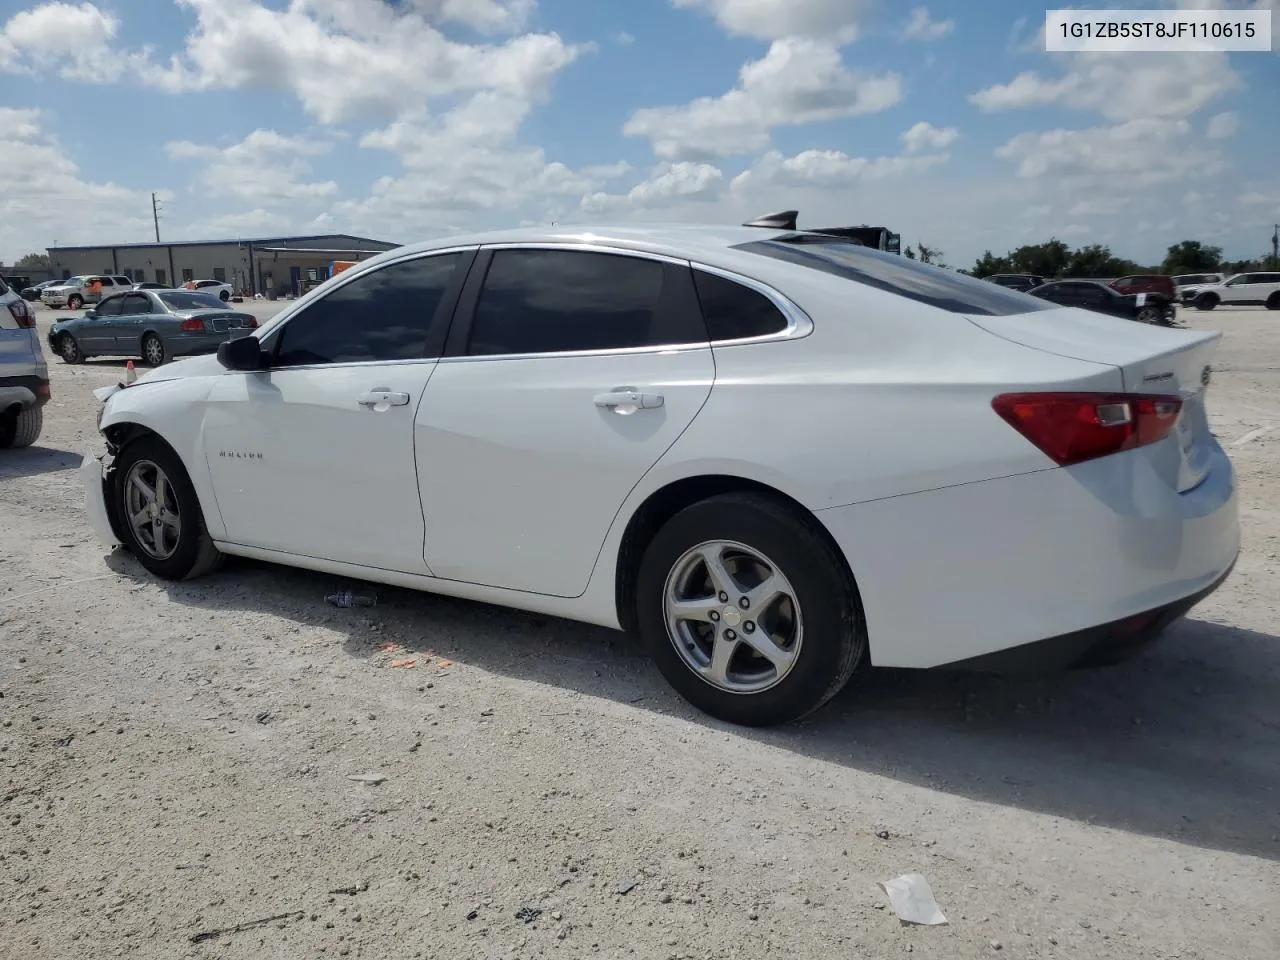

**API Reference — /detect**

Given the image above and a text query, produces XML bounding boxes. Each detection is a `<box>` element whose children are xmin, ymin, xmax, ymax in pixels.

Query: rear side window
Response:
<box><xmin>274</xmin><ymin>253</ymin><xmax>462</xmax><ymax>367</ymax></box>
<box><xmin>96</xmin><ymin>296</ymin><xmax>125</xmax><ymax>316</ymax></box>
<box><xmin>466</xmin><ymin>249</ymin><xmax>707</xmax><ymax>356</ymax></box>
<box><xmin>691</xmin><ymin>270</ymin><xmax>788</xmax><ymax>341</ymax></box>
<box><xmin>736</xmin><ymin>238</ymin><xmax>1054</xmax><ymax>316</ymax></box>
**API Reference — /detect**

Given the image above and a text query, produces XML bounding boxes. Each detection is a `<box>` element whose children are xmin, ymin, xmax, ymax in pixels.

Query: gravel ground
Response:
<box><xmin>2</xmin><ymin>303</ymin><xmax>1279</xmax><ymax>960</ymax></box>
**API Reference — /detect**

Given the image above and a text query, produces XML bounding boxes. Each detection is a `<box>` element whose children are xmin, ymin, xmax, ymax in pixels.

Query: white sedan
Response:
<box><xmin>188</xmin><ymin>279</ymin><xmax>234</xmax><ymax>301</ymax></box>
<box><xmin>81</xmin><ymin>219</ymin><xmax>1240</xmax><ymax>726</ymax></box>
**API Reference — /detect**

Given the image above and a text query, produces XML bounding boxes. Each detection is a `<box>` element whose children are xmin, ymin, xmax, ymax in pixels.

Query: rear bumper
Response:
<box><xmin>0</xmin><ymin>374</ymin><xmax>51</xmax><ymax>410</ymax></box>
<box><xmin>818</xmin><ymin>443</ymin><xmax>1240</xmax><ymax>669</ymax></box>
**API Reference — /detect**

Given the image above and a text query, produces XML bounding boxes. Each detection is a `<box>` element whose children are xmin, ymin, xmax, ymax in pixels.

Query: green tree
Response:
<box><xmin>1009</xmin><ymin>239</ymin><xmax>1071</xmax><ymax>278</ymax></box>
<box><xmin>971</xmin><ymin>250</ymin><xmax>1013</xmax><ymax>277</ymax></box>
<box><xmin>1161</xmin><ymin>240</ymin><xmax>1222</xmax><ymax>276</ymax></box>
<box><xmin>904</xmin><ymin>246</ymin><xmax>917</xmax><ymax>259</ymax></box>
<box><xmin>14</xmin><ymin>252</ymin><xmax>51</xmax><ymax>269</ymax></box>
<box><xmin>1062</xmin><ymin>244</ymin><xmax>1140</xmax><ymax>278</ymax></box>
<box><xmin>915</xmin><ymin>242</ymin><xmax>944</xmax><ymax>267</ymax></box>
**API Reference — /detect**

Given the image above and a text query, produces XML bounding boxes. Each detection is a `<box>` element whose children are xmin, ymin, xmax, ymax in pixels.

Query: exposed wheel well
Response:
<box><xmin>614</xmin><ymin>474</ymin><xmax>859</xmax><ymax>636</ymax></box>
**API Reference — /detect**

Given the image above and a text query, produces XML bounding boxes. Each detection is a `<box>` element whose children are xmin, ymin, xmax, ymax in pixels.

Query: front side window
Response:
<box><xmin>95</xmin><ymin>296</ymin><xmax>125</xmax><ymax>316</ymax></box>
<box><xmin>1076</xmin><ymin>285</ymin><xmax>1108</xmax><ymax>305</ymax></box>
<box><xmin>736</xmin><ymin>237</ymin><xmax>1054</xmax><ymax>316</ymax></box>
<box><xmin>466</xmin><ymin>249</ymin><xmax>706</xmax><ymax>357</ymax></box>
<box><xmin>691</xmin><ymin>269</ymin><xmax>789</xmax><ymax>341</ymax></box>
<box><xmin>274</xmin><ymin>253</ymin><xmax>462</xmax><ymax>367</ymax></box>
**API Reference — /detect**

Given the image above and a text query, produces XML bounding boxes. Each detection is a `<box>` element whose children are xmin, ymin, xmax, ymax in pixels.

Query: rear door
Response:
<box><xmin>416</xmin><ymin>245</ymin><xmax>715</xmax><ymax>597</ymax></box>
<box><xmin>113</xmin><ymin>293</ymin><xmax>160</xmax><ymax>351</ymax></box>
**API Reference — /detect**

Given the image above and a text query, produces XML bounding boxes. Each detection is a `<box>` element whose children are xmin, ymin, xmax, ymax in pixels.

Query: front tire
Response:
<box><xmin>112</xmin><ymin>437</ymin><xmax>222</xmax><ymax>580</ymax></box>
<box><xmin>58</xmin><ymin>334</ymin><xmax>84</xmax><ymax>363</ymax></box>
<box><xmin>142</xmin><ymin>333</ymin><xmax>166</xmax><ymax>366</ymax></box>
<box><xmin>1137</xmin><ymin>306</ymin><xmax>1161</xmax><ymax>324</ymax></box>
<box><xmin>68</xmin><ymin>294</ymin><xmax>84</xmax><ymax>309</ymax></box>
<box><xmin>0</xmin><ymin>406</ymin><xmax>43</xmax><ymax>449</ymax></box>
<box><xmin>1196</xmin><ymin>293</ymin><xmax>1219</xmax><ymax>311</ymax></box>
<box><xmin>635</xmin><ymin>493</ymin><xmax>866</xmax><ymax>727</ymax></box>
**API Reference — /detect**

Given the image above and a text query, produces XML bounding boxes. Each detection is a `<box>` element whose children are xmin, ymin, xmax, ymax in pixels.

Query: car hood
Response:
<box><xmin>132</xmin><ymin>351</ymin><xmax>226</xmax><ymax>385</ymax></box>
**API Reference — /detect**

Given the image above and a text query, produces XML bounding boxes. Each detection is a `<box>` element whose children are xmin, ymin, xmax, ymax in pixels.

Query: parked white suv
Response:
<box><xmin>42</xmin><ymin>275</ymin><xmax>135</xmax><ymax>309</ymax></box>
<box><xmin>1190</xmin><ymin>272</ymin><xmax>1280</xmax><ymax>311</ymax></box>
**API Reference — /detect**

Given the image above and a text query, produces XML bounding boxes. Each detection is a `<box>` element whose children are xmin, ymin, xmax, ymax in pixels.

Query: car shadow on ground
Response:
<box><xmin>0</xmin><ymin>445</ymin><xmax>83</xmax><ymax>478</ymax></box>
<box><xmin>103</xmin><ymin>549</ymin><xmax>1280</xmax><ymax>863</ymax></box>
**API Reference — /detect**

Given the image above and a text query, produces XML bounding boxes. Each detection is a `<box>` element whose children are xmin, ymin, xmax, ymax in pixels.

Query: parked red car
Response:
<box><xmin>1110</xmin><ymin>275</ymin><xmax>1178</xmax><ymax>300</ymax></box>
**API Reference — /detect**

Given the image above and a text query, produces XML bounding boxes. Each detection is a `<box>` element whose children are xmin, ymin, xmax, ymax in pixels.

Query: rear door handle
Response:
<box><xmin>358</xmin><ymin>389</ymin><xmax>411</xmax><ymax>409</ymax></box>
<box><xmin>594</xmin><ymin>388</ymin><xmax>664</xmax><ymax>414</ymax></box>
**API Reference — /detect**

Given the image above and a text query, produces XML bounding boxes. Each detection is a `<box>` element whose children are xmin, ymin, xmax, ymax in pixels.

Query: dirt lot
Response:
<box><xmin>2</xmin><ymin>303</ymin><xmax>1279</xmax><ymax>960</ymax></box>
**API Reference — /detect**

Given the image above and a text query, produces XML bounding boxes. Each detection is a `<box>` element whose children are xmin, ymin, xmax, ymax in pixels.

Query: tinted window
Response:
<box><xmin>274</xmin><ymin>253</ymin><xmax>461</xmax><ymax>367</ymax></box>
<box><xmin>466</xmin><ymin>249</ymin><xmax>706</xmax><ymax>356</ymax></box>
<box><xmin>96</xmin><ymin>296</ymin><xmax>125</xmax><ymax>316</ymax></box>
<box><xmin>1033</xmin><ymin>284</ymin><xmax>1073</xmax><ymax>304</ymax></box>
<box><xmin>1077</xmin><ymin>284</ymin><xmax>1108</xmax><ymax>305</ymax></box>
<box><xmin>736</xmin><ymin>238</ymin><xmax>1053</xmax><ymax>316</ymax></box>
<box><xmin>158</xmin><ymin>292</ymin><xmax>223</xmax><ymax>311</ymax></box>
<box><xmin>692</xmin><ymin>270</ymin><xmax>788</xmax><ymax>341</ymax></box>
<box><xmin>120</xmin><ymin>294</ymin><xmax>152</xmax><ymax>316</ymax></box>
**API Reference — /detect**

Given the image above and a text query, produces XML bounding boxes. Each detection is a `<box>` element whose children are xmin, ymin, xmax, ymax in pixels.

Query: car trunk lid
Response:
<box><xmin>968</xmin><ymin>307</ymin><xmax>1220</xmax><ymax>492</ymax></box>
<box><xmin>192</xmin><ymin>311</ymin><xmax>256</xmax><ymax>334</ymax></box>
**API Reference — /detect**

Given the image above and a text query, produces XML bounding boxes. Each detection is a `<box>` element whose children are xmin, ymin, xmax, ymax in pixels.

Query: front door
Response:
<box><xmin>417</xmin><ymin>246</ymin><xmax>715</xmax><ymax>597</ymax></box>
<box><xmin>77</xmin><ymin>295</ymin><xmax>123</xmax><ymax>352</ymax></box>
<box><xmin>201</xmin><ymin>250</ymin><xmax>470</xmax><ymax>571</ymax></box>
<box><xmin>112</xmin><ymin>292</ymin><xmax>157</xmax><ymax>352</ymax></box>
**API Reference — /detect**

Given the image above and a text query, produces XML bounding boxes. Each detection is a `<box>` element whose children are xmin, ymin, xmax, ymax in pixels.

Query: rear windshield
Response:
<box><xmin>158</xmin><ymin>292</ymin><xmax>225</xmax><ymax>310</ymax></box>
<box><xmin>735</xmin><ymin>237</ymin><xmax>1054</xmax><ymax>316</ymax></box>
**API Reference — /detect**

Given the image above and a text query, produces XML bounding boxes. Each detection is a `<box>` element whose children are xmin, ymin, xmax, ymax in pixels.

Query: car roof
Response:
<box><xmin>378</xmin><ymin>223</ymin><xmax>797</xmax><ymax>267</ymax></box>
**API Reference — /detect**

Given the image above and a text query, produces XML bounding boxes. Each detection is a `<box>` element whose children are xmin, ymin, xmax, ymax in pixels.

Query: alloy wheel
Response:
<box><xmin>143</xmin><ymin>336</ymin><xmax>164</xmax><ymax>366</ymax></box>
<box><xmin>663</xmin><ymin>539</ymin><xmax>803</xmax><ymax>695</ymax></box>
<box><xmin>123</xmin><ymin>459</ymin><xmax>182</xmax><ymax>560</ymax></box>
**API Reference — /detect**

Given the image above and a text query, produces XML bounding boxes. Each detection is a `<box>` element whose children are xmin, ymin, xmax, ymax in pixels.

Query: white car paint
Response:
<box><xmin>189</xmin><ymin>280</ymin><xmax>234</xmax><ymax>301</ymax></box>
<box><xmin>85</xmin><ymin>224</ymin><xmax>1239</xmax><ymax>689</ymax></box>
<box><xmin>1191</xmin><ymin>272</ymin><xmax>1280</xmax><ymax>309</ymax></box>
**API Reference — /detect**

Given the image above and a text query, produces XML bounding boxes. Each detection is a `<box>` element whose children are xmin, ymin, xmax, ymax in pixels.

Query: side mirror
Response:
<box><xmin>217</xmin><ymin>335</ymin><xmax>267</xmax><ymax>371</ymax></box>
<box><xmin>84</xmin><ymin>309</ymin><xmax>97</xmax><ymax>318</ymax></box>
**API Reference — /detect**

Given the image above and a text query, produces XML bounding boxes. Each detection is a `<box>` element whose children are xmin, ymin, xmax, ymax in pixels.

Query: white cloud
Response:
<box><xmin>1206</xmin><ymin>111</ymin><xmax>1239</xmax><ymax>139</ymax></box>
<box><xmin>624</xmin><ymin>38</ymin><xmax>902</xmax><ymax>161</ymax></box>
<box><xmin>901</xmin><ymin>121</ymin><xmax>958</xmax><ymax>153</ymax></box>
<box><xmin>613</xmin><ymin>30</ymin><xmax>635</xmax><ymax>45</ymax></box>
<box><xmin>671</xmin><ymin>0</ymin><xmax>867</xmax><ymax>42</ymax></box>
<box><xmin>731</xmin><ymin>148</ymin><xmax>949</xmax><ymax>193</ymax></box>
<box><xmin>0</xmin><ymin>1</ymin><xmax>168</xmax><ymax>84</ymax></box>
<box><xmin>969</xmin><ymin>51</ymin><xmax>1241</xmax><ymax>121</ymax></box>
<box><xmin>164</xmin><ymin>129</ymin><xmax>339</xmax><ymax>202</ymax></box>
<box><xmin>902</xmin><ymin>7</ymin><xmax>954</xmax><ymax>41</ymax></box>
<box><xmin>581</xmin><ymin>162</ymin><xmax>725</xmax><ymax>212</ymax></box>
<box><xmin>0</xmin><ymin>107</ymin><xmax>156</xmax><ymax>260</ymax></box>
<box><xmin>994</xmin><ymin>118</ymin><xmax>1226</xmax><ymax>186</ymax></box>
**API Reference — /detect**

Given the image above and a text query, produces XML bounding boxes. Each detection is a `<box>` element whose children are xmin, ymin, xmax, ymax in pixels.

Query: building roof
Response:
<box><xmin>48</xmin><ymin>233</ymin><xmax>398</xmax><ymax>253</ymax></box>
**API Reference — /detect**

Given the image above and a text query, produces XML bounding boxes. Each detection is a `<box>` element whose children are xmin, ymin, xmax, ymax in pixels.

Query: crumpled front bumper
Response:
<box><xmin>80</xmin><ymin>438</ymin><xmax>120</xmax><ymax>549</ymax></box>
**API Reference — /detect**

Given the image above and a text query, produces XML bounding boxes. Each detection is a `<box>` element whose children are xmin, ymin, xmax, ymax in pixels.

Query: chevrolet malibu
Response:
<box><xmin>81</xmin><ymin>221</ymin><xmax>1239</xmax><ymax>726</ymax></box>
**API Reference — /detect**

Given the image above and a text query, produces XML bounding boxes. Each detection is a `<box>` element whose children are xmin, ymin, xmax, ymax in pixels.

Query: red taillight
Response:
<box><xmin>246</xmin><ymin>317</ymin><xmax>258</xmax><ymax>328</ymax></box>
<box><xmin>179</xmin><ymin>317</ymin><xmax>205</xmax><ymax>332</ymax></box>
<box><xmin>992</xmin><ymin>392</ymin><xmax>1183</xmax><ymax>467</ymax></box>
<box><xmin>7</xmin><ymin>299</ymin><xmax>35</xmax><ymax>328</ymax></box>
<box><xmin>37</xmin><ymin>383</ymin><xmax>51</xmax><ymax>400</ymax></box>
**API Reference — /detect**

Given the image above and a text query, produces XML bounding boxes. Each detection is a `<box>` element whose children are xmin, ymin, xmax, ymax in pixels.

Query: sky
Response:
<box><xmin>0</xmin><ymin>0</ymin><xmax>1277</xmax><ymax>269</ymax></box>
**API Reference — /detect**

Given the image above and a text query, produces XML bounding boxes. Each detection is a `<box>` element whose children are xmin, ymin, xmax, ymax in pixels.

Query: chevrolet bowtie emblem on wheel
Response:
<box><xmin>1201</xmin><ymin>365</ymin><xmax>1212</xmax><ymax>388</ymax></box>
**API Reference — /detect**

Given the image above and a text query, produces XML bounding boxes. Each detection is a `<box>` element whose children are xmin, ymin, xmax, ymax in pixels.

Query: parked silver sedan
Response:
<box><xmin>47</xmin><ymin>289</ymin><xmax>258</xmax><ymax>366</ymax></box>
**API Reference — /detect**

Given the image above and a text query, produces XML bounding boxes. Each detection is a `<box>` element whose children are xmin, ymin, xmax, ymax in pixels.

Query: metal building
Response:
<box><xmin>47</xmin><ymin>234</ymin><xmax>400</xmax><ymax>299</ymax></box>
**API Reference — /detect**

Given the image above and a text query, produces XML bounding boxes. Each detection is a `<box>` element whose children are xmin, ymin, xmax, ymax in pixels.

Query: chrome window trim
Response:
<box><xmin>435</xmin><ymin>241</ymin><xmax>813</xmax><ymax>364</ymax></box>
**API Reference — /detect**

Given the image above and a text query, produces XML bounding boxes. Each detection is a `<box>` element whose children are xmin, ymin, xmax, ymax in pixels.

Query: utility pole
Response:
<box><xmin>151</xmin><ymin>192</ymin><xmax>162</xmax><ymax>243</ymax></box>
<box><xmin>1272</xmin><ymin>224</ymin><xmax>1278</xmax><ymax>268</ymax></box>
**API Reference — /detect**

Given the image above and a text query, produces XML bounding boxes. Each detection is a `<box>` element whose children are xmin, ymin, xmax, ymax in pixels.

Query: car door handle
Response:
<box><xmin>593</xmin><ymin>388</ymin><xmax>664</xmax><ymax>413</ymax></box>
<box><xmin>357</xmin><ymin>389</ymin><xmax>410</xmax><ymax>408</ymax></box>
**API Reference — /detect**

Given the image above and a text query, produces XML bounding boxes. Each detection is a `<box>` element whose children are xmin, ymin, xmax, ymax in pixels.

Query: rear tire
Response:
<box><xmin>142</xmin><ymin>333</ymin><xmax>165</xmax><ymax>366</ymax></box>
<box><xmin>219</xmin><ymin>289</ymin><xmax>230</xmax><ymax>301</ymax></box>
<box><xmin>112</xmin><ymin>437</ymin><xmax>222</xmax><ymax>580</ymax></box>
<box><xmin>58</xmin><ymin>334</ymin><xmax>84</xmax><ymax>364</ymax></box>
<box><xmin>635</xmin><ymin>493</ymin><xmax>866</xmax><ymax>727</ymax></box>
<box><xmin>0</xmin><ymin>406</ymin><xmax>43</xmax><ymax>449</ymax></box>
<box><xmin>1196</xmin><ymin>293</ymin><xmax>1218</xmax><ymax>311</ymax></box>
